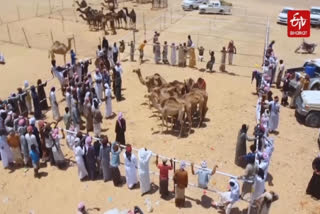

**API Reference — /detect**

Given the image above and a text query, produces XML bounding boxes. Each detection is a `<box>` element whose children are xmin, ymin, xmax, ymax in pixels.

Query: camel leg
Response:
<box><xmin>63</xmin><ymin>54</ymin><xmax>66</xmax><ymax>65</ymax></box>
<box><xmin>161</xmin><ymin>114</ymin><xmax>164</xmax><ymax>133</ymax></box>
<box><xmin>198</xmin><ymin>103</ymin><xmax>204</xmax><ymax>128</ymax></box>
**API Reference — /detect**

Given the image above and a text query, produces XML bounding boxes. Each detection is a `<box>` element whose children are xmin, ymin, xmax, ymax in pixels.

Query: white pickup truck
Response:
<box><xmin>295</xmin><ymin>91</ymin><xmax>320</xmax><ymax>127</ymax></box>
<box><xmin>182</xmin><ymin>0</ymin><xmax>208</xmax><ymax>10</ymax></box>
<box><xmin>199</xmin><ymin>0</ymin><xmax>232</xmax><ymax>15</ymax></box>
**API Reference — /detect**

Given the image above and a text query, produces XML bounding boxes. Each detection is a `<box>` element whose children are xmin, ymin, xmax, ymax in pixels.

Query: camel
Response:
<box><xmin>48</xmin><ymin>37</ymin><xmax>73</xmax><ymax>64</ymax></box>
<box><xmin>181</xmin><ymin>91</ymin><xmax>205</xmax><ymax>127</ymax></box>
<box><xmin>123</xmin><ymin>7</ymin><xmax>136</xmax><ymax>29</ymax></box>
<box><xmin>132</xmin><ymin>69</ymin><xmax>167</xmax><ymax>92</ymax></box>
<box><xmin>150</xmin><ymin>96</ymin><xmax>186</xmax><ymax>138</ymax></box>
<box><xmin>75</xmin><ymin>0</ymin><xmax>87</xmax><ymax>8</ymax></box>
<box><xmin>115</xmin><ymin>10</ymin><xmax>127</xmax><ymax>29</ymax></box>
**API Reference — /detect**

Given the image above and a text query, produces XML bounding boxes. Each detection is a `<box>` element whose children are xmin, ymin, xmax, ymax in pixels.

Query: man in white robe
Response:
<box><xmin>0</xmin><ymin>135</ymin><xmax>13</xmax><ymax>168</ymax></box>
<box><xmin>138</xmin><ymin>148</ymin><xmax>153</xmax><ymax>195</ymax></box>
<box><xmin>49</xmin><ymin>87</ymin><xmax>60</xmax><ymax>121</ymax></box>
<box><xmin>123</xmin><ymin>145</ymin><xmax>138</xmax><ymax>189</ymax></box>
<box><xmin>104</xmin><ymin>83</ymin><xmax>112</xmax><ymax>118</ymax></box>
<box><xmin>73</xmin><ymin>139</ymin><xmax>88</xmax><ymax>180</ymax></box>
<box><xmin>268</xmin><ymin>96</ymin><xmax>280</xmax><ymax>133</ymax></box>
<box><xmin>170</xmin><ymin>43</ymin><xmax>177</xmax><ymax>66</ymax></box>
<box><xmin>251</xmin><ymin>168</ymin><xmax>266</xmax><ymax>200</ymax></box>
<box><xmin>94</xmin><ymin>70</ymin><xmax>103</xmax><ymax>101</ymax></box>
<box><xmin>212</xmin><ymin>178</ymin><xmax>240</xmax><ymax>214</ymax></box>
<box><xmin>25</xmin><ymin>126</ymin><xmax>39</xmax><ymax>153</ymax></box>
<box><xmin>256</xmin><ymin>97</ymin><xmax>262</xmax><ymax>124</ymax></box>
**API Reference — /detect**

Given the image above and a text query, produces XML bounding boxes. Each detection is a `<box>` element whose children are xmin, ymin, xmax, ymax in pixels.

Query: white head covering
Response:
<box><xmin>29</xmin><ymin>117</ymin><xmax>36</xmax><ymax>125</ymax></box>
<box><xmin>24</xmin><ymin>80</ymin><xmax>29</xmax><ymax>88</ymax></box>
<box><xmin>104</xmin><ymin>83</ymin><xmax>109</xmax><ymax>89</ymax></box>
<box><xmin>201</xmin><ymin>161</ymin><xmax>207</xmax><ymax>168</ymax></box>
<box><xmin>229</xmin><ymin>178</ymin><xmax>240</xmax><ymax>203</ymax></box>
<box><xmin>180</xmin><ymin>161</ymin><xmax>186</xmax><ymax>170</ymax></box>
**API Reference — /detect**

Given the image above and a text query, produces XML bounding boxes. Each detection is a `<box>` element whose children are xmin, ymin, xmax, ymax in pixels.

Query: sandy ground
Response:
<box><xmin>1</xmin><ymin>0</ymin><xmax>320</xmax><ymax>213</ymax></box>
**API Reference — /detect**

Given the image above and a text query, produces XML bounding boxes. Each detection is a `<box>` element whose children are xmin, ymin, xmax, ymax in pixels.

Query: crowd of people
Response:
<box><xmin>1</xmin><ymin>34</ymin><xmax>319</xmax><ymax>214</ymax></box>
<box><xmin>134</xmin><ymin>32</ymin><xmax>237</xmax><ymax>73</ymax></box>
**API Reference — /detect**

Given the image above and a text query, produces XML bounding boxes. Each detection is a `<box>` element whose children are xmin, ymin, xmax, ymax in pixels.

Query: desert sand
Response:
<box><xmin>0</xmin><ymin>0</ymin><xmax>320</xmax><ymax>213</ymax></box>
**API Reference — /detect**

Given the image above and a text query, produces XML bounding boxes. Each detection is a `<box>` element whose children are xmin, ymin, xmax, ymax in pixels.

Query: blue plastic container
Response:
<box><xmin>305</xmin><ymin>65</ymin><xmax>316</xmax><ymax>78</ymax></box>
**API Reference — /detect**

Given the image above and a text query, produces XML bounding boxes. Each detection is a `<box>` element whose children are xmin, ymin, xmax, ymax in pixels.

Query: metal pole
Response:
<box><xmin>22</xmin><ymin>27</ymin><xmax>31</xmax><ymax>48</ymax></box>
<box><xmin>50</xmin><ymin>30</ymin><xmax>54</xmax><ymax>44</ymax></box>
<box><xmin>7</xmin><ymin>24</ymin><xmax>12</xmax><ymax>43</ymax></box>
<box><xmin>16</xmin><ymin>6</ymin><xmax>21</xmax><ymax>20</ymax></box>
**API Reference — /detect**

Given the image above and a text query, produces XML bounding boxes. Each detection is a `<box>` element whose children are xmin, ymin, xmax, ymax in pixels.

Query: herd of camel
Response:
<box><xmin>75</xmin><ymin>0</ymin><xmax>136</xmax><ymax>33</ymax></box>
<box><xmin>133</xmin><ymin>69</ymin><xmax>208</xmax><ymax>138</ymax></box>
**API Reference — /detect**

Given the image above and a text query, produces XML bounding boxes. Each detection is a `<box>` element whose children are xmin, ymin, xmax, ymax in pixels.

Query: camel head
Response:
<box><xmin>132</xmin><ymin>68</ymin><xmax>141</xmax><ymax>74</ymax></box>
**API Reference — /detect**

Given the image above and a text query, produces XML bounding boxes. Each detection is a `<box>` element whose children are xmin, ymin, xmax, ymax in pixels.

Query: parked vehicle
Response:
<box><xmin>295</xmin><ymin>91</ymin><xmax>320</xmax><ymax>127</ymax></box>
<box><xmin>295</xmin><ymin>39</ymin><xmax>317</xmax><ymax>54</ymax></box>
<box><xmin>277</xmin><ymin>7</ymin><xmax>294</xmax><ymax>25</ymax></box>
<box><xmin>311</xmin><ymin>7</ymin><xmax>320</xmax><ymax>27</ymax></box>
<box><xmin>199</xmin><ymin>0</ymin><xmax>232</xmax><ymax>14</ymax></box>
<box><xmin>182</xmin><ymin>0</ymin><xmax>208</xmax><ymax>10</ymax></box>
<box><xmin>287</xmin><ymin>59</ymin><xmax>320</xmax><ymax>93</ymax></box>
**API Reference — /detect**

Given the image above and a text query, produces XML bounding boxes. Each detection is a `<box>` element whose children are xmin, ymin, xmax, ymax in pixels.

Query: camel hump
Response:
<box><xmin>52</xmin><ymin>41</ymin><xmax>62</xmax><ymax>46</ymax></box>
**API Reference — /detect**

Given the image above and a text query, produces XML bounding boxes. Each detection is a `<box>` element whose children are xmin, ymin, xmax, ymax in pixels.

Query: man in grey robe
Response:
<box><xmin>235</xmin><ymin>124</ymin><xmax>255</xmax><ymax>168</ymax></box>
<box><xmin>154</xmin><ymin>42</ymin><xmax>161</xmax><ymax>64</ymax></box>
<box><xmin>162</xmin><ymin>41</ymin><xmax>169</xmax><ymax>64</ymax></box>
<box><xmin>178</xmin><ymin>44</ymin><xmax>184</xmax><ymax>67</ymax></box>
<box><xmin>99</xmin><ymin>137</ymin><xmax>112</xmax><ymax>182</ymax></box>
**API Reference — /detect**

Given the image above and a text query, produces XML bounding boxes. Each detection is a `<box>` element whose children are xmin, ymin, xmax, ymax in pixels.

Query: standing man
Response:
<box><xmin>63</xmin><ymin>107</ymin><xmax>72</xmax><ymax>130</ymax></box>
<box><xmin>156</xmin><ymin>155</ymin><xmax>173</xmax><ymax>198</ymax></box>
<box><xmin>123</xmin><ymin>144</ymin><xmax>138</xmax><ymax>189</ymax></box>
<box><xmin>49</xmin><ymin>87</ymin><xmax>60</xmax><ymax>121</ymax></box>
<box><xmin>92</xmin><ymin>100</ymin><xmax>103</xmax><ymax>137</ymax></box>
<box><xmin>173</xmin><ymin>161</ymin><xmax>188</xmax><ymax>207</ymax></box>
<box><xmin>115</xmin><ymin>112</ymin><xmax>126</xmax><ymax>146</ymax></box>
<box><xmin>187</xmin><ymin>35</ymin><xmax>193</xmax><ymax>47</ymax></box>
<box><xmin>162</xmin><ymin>41</ymin><xmax>169</xmax><ymax>64</ymax></box>
<box><xmin>170</xmin><ymin>43</ymin><xmax>177</xmax><ymax>66</ymax></box>
<box><xmin>7</xmin><ymin>130</ymin><xmax>23</xmax><ymax>165</ymax></box>
<box><xmin>70</xmin><ymin>49</ymin><xmax>77</xmax><ymax>65</ymax></box>
<box><xmin>154</xmin><ymin>41</ymin><xmax>161</xmax><ymax>64</ymax></box>
<box><xmin>30</xmin><ymin>86</ymin><xmax>41</xmax><ymax>120</ymax></box>
<box><xmin>138</xmin><ymin>148</ymin><xmax>153</xmax><ymax>196</ymax></box>
<box><xmin>276</xmin><ymin>59</ymin><xmax>285</xmax><ymax>88</ymax></box>
<box><xmin>191</xmin><ymin>161</ymin><xmax>217</xmax><ymax>189</ymax></box>
<box><xmin>94</xmin><ymin>69</ymin><xmax>103</xmax><ymax>101</ymax></box>
<box><xmin>269</xmin><ymin>96</ymin><xmax>280</xmax><ymax>134</ymax></box>
<box><xmin>139</xmin><ymin>40</ymin><xmax>147</xmax><ymax>65</ymax></box>
<box><xmin>104</xmin><ymin>83</ymin><xmax>112</xmax><ymax>119</ymax></box>
<box><xmin>207</xmin><ymin>50</ymin><xmax>215</xmax><ymax>72</ymax></box>
<box><xmin>198</xmin><ymin>46</ymin><xmax>205</xmax><ymax>62</ymax></box>
<box><xmin>113</xmin><ymin>42</ymin><xmax>119</xmax><ymax>64</ymax></box>
<box><xmin>220</xmin><ymin>46</ymin><xmax>227</xmax><ymax>72</ymax></box>
<box><xmin>227</xmin><ymin>40</ymin><xmax>236</xmax><ymax>65</ymax></box>
<box><xmin>37</xmin><ymin>79</ymin><xmax>49</xmax><ymax>110</ymax></box>
<box><xmin>99</xmin><ymin>137</ymin><xmax>112</xmax><ymax>182</ymax></box>
<box><xmin>235</xmin><ymin>124</ymin><xmax>255</xmax><ymax>168</ymax></box>
<box><xmin>129</xmin><ymin>41</ymin><xmax>135</xmax><ymax>62</ymax></box>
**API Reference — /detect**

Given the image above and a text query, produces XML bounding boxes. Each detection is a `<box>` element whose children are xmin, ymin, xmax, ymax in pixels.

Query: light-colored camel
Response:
<box><xmin>150</xmin><ymin>96</ymin><xmax>186</xmax><ymax>137</ymax></box>
<box><xmin>48</xmin><ymin>37</ymin><xmax>73</xmax><ymax>64</ymax></box>
<box><xmin>132</xmin><ymin>68</ymin><xmax>167</xmax><ymax>92</ymax></box>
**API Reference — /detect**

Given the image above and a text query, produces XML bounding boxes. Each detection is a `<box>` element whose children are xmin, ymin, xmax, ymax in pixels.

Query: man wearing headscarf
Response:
<box><xmin>24</xmin><ymin>80</ymin><xmax>33</xmax><ymax>114</ymax></box>
<box><xmin>268</xmin><ymin>96</ymin><xmax>280</xmax><ymax>134</ymax></box>
<box><xmin>162</xmin><ymin>41</ymin><xmax>169</xmax><ymax>64</ymax></box>
<box><xmin>235</xmin><ymin>124</ymin><xmax>255</xmax><ymax>168</ymax></box>
<box><xmin>123</xmin><ymin>144</ymin><xmax>138</xmax><ymax>189</ymax></box>
<box><xmin>71</xmin><ymin>95</ymin><xmax>81</xmax><ymax>132</ymax></box>
<box><xmin>220</xmin><ymin>46</ymin><xmax>227</xmax><ymax>72</ymax></box>
<box><xmin>110</xmin><ymin>142</ymin><xmax>122</xmax><ymax>186</ymax></box>
<box><xmin>51</xmin><ymin>128</ymin><xmax>65</xmax><ymax>168</ymax></box>
<box><xmin>98</xmin><ymin>137</ymin><xmax>112</xmax><ymax>182</ymax></box>
<box><xmin>17</xmin><ymin>119</ymin><xmax>28</xmax><ymax>165</ymax></box>
<box><xmin>17</xmin><ymin>88</ymin><xmax>28</xmax><ymax>117</ymax></box>
<box><xmin>84</xmin><ymin>136</ymin><xmax>97</xmax><ymax>180</ymax></box>
<box><xmin>37</xmin><ymin>79</ymin><xmax>49</xmax><ymax>110</ymax></box>
<box><xmin>0</xmin><ymin>133</ymin><xmax>14</xmax><ymax>168</ymax></box>
<box><xmin>49</xmin><ymin>87</ymin><xmax>60</xmax><ymax>121</ymax></box>
<box><xmin>156</xmin><ymin>155</ymin><xmax>173</xmax><ymax>197</ymax></box>
<box><xmin>104</xmin><ymin>83</ymin><xmax>112</xmax><ymax>118</ymax></box>
<box><xmin>173</xmin><ymin>161</ymin><xmax>188</xmax><ymax>207</ymax></box>
<box><xmin>251</xmin><ymin>168</ymin><xmax>266</xmax><ymax>201</ymax></box>
<box><xmin>212</xmin><ymin>179</ymin><xmax>240</xmax><ymax>214</ymax></box>
<box><xmin>191</xmin><ymin>161</ymin><xmax>217</xmax><ymax>189</ymax></box>
<box><xmin>154</xmin><ymin>42</ymin><xmax>161</xmax><ymax>64</ymax></box>
<box><xmin>115</xmin><ymin>112</ymin><xmax>126</xmax><ymax>146</ymax></box>
<box><xmin>73</xmin><ymin>138</ymin><xmax>88</xmax><ymax>181</ymax></box>
<box><xmin>170</xmin><ymin>43</ymin><xmax>177</xmax><ymax>66</ymax></box>
<box><xmin>138</xmin><ymin>148</ymin><xmax>153</xmax><ymax>195</ymax></box>
<box><xmin>30</xmin><ymin>86</ymin><xmax>41</xmax><ymax>119</ymax></box>
<box><xmin>25</xmin><ymin>126</ymin><xmax>39</xmax><ymax>156</ymax></box>
<box><xmin>7</xmin><ymin>130</ymin><xmax>23</xmax><ymax>165</ymax></box>
<box><xmin>83</xmin><ymin>98</ymin><xmax>93</xmax><ymax>133</ymax></box>
<box><xmin>92</xmin><ymin>100</ymin><xmax>102</xmax><ymax>137</ymax></box>
<box><xmin>94</xmin><ymin>69</ymin><xmax>103</xmax><ymax>101</ymax></box>
<box><xmin>38</xmin><ymin>120</ymin><xmax>49</xmax><ymax>161</ymax></box>
<box><xmin>227</xmin><ymin>40</ymin><xmax>236</xmax><ymax>65</ymax></box>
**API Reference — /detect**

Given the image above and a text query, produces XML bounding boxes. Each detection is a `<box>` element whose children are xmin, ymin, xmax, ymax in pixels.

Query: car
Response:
<box><xmin>311</xmin><ymin>7</ymin><xmax>320</xmax><ymax>27</ymax></box>
<box><xmin>287</xmin><ymin>59</ymin><xmax>320</xmax><ymax>92</ymax></box>
<box><xmin>182</xmin><ymin>0</ymin><xmax>208</xmax><ymax>11</ymax></box>
<box><xmin>199</xmin><ymin>0</ymin><xmax>232</xmax><ymax>15</ymax></box>
<box><xmin>295</xmin><ymin>91</ymin><xmax>320</xmax><ymax>127</ymax></box>
<box><xmin>277</xmin><ymin>7</ymin><xmax>294</xmax><ymax>25</ymax></box>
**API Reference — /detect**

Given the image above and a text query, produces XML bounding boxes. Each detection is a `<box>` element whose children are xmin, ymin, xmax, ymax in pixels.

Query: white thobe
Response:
<box><xmin>0</xmin><ymin>136</ymin><xmax>13</xmax><ymax>168</ymax></box>
<box><xmin>171</xmin><ymin>45</ymin><xmax>177</xmax><ymax>65</ymax></box>
<box><xmin>269</xmin><ymin>101</ymin><xmax>280</xmax><ymax>131</ymax></box>
<box><xmin>52</xmin><ymin>66</ymin><xmax>64</xmax><ymax>86</ymax></box>
<box><xmin>251</xmin><ymin>175</ymin><xmax>265</xmax><ymax>200</ymax></box>
<box><xmin>261</xmin><ymin>113</ymin><xmax>269</xmax><ymax>135</ymax></box>
<box><xmin>25</xmin><ymin>133</ymin><xmax>39</xmax><ymax>153</ymax></box>
<box><xmin>49</xmin><ymin>91</ymin><xmax>60</xmax><ymax>121</ymax></box>
<box><xmin>94</xmin><ymin>73</ymin><xmax>103</xmax><ymax>101</ymax></box>
<box><xmin>66</xmin><ymin>92</ymin><xmax>72</xmax><ymax>112</ymax></box>
<box><xmin>74</xmin><ymin>145</ymin><xmax>88</xmax><ymax>180</ymax></box>
<box><xmin>105</xmin><ymin>88</ymin><xmax>112</xmax><ymax>117</ymax></box>
<box><xmin>259</xmin><ymin>159</ymin><xmax>270</xmax><ymax>180</ymax></box>
<box><xmin>264</xmin><ymin>137</ymin><xmax>274</xmax><ymax>157</ymax></box>
<box><xmin>256</xmin><ymin>99</ymin><xmax>261</xmax><ymax>123</ymax></box>
<box><xmin>123</xmin><ymin>153</ymin><xmax>138</xmax><ymax>188</ymax></box>
<box><xmin>66</xmin><ymin>134</ymin><xmax>76</xmax><ymax>150</ymax></box>
<box><xmin>138</xmin><ymin>148</ymin><xmax>153</xmax><ymax>194</ymax></box>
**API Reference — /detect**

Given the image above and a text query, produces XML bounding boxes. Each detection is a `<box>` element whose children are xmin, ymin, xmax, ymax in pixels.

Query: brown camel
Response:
<box><xmin>150</xmin><ymin>96</ymin><xmax>186</xmax><ymax>138</ymax></box>
<box><xmin>132</xmin><ymin>69</ymin><xmax>167</xmax><ymax>92</ymax></box>
<box><xmin>123</xmin><ymin>7</ymin><xmax>136</xmax><ymax>29</ymax></box>
<box><xmin>48</xmin><ymin>37</ymin><xmax>73</xmax><ymax>64</ymax></box>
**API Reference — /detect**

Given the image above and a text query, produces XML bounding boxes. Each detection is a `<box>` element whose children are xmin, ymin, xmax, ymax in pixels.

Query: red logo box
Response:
<box><xmin>287</xmin><ymin>10</ymin><xmax>310</xmax><ymax>37</ymax></box>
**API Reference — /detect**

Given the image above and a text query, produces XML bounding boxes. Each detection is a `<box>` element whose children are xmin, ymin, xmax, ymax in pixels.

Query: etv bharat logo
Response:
<box><xmin>288</xmin><ymin>10</ymin><xmax>310</xmax><ymax>37</ymax></box>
